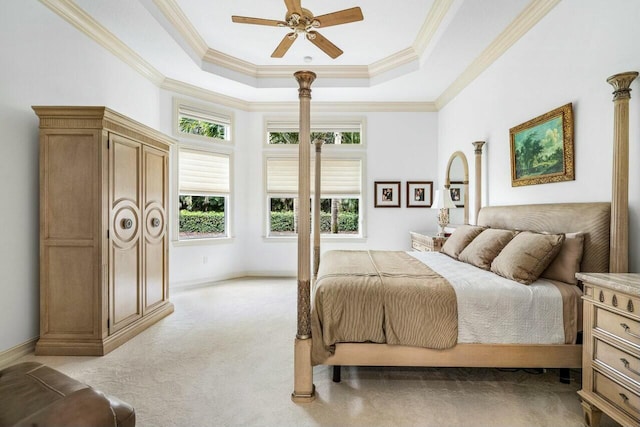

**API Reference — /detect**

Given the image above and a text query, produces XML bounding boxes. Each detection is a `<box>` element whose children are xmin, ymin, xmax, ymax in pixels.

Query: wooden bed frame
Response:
<box><xmin>291</xmin><ymin>71</ymin><xmax>634</xmax><ymax>403</ymax></box>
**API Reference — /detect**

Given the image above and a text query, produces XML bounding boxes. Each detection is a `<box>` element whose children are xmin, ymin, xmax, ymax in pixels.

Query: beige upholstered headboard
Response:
<box><xmin>477</xmin><ymin>203</ymin><xmax>611</xmax><ymax>273</ymax></box>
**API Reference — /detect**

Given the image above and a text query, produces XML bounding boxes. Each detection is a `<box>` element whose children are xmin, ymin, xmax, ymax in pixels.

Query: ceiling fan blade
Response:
<box><xmin>232</xmin><ymin>16</ymin><xmax>285</xmax><ymax>27</ymax></box>
<box><xmin>314</xmin><ymin>7</ymin><xmax>364</xmax><ymax>28</ymax></box>
<box><xmin>307</xmin><ymin>31</ymin><xmax>343</xmax><ymax>59</ymax></box>
<box><xmin>283</xmin><ymin>0</ymin><xmax>303</xmax><ymax>15</ymax></box>
<box><xmin>271</xmin><ymin>33</ymin><xmax>296</xmax><ymax>58</ymax></box>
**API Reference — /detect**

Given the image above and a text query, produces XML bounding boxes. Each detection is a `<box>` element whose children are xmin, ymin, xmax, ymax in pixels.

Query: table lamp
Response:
<box><xmin>431</xmin><ymin>189</ymin><xmax>456</xmax><ymax>237</ymax></box>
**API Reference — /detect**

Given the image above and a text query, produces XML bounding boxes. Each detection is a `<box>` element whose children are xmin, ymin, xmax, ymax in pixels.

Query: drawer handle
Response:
<box><xmin>620</xmin><ymin>358</ymin><xmax>640</xmax><ymax>376</ymax></box>
<box><xmin>620</xmin><ymin>323</ymin><xmax>640</xmax><ymax>339</ymax></box>
<box><xmin>151</xmin><ymin>218</ymin><xmax>161</xmax><ymax>227</ymax></box>
<box><xmin>619</xmin><ymin>393</ymin><xmax>640</xmax><ymax>413</ymax></box>
<box><xmin>121</xmin><ymin>218</ymin><xmax>133</xmax><ymax>230</ymax></box>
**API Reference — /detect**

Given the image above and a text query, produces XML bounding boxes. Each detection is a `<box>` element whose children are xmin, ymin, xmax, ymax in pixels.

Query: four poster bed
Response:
<box><xmin>291</xmin><ymin>71</ymin><xmax>635</xmax><ymax>405</ymax></box>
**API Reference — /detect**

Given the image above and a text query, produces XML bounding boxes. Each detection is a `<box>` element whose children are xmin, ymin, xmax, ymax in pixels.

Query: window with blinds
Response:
<box><xmin>265</xmin><ymin>157</ymin><xmax>363</xmax><ymax>237</ymax></box>
<box><xmin>178</xmin><ymin>149</ymin><xmax>230</xmax><ymax>240</ymax></box>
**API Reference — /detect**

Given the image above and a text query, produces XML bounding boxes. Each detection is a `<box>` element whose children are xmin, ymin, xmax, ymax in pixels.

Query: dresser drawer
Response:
<box><xmin>412</xmin><ymin>241</ymin><xmax>429</xmax><ymax>251</ymax></box>
<box><xmin>589</xmin><ymin>286</ymin><xmax>639</xmax><ymax>316</ymax></box>
<box><xmin>594</xmin><ymin>339</ymin><xmax>640</xmax><ymax>385</ymax></box>
<box><xmin>596</xmin><ymin>307</ymin><xmax>640</xmax><ymax>348</ymax></box>
<box><xmin>593</xmin><ymin>372</ymin><xmax>640</xmax><ymax>421</ymax></box>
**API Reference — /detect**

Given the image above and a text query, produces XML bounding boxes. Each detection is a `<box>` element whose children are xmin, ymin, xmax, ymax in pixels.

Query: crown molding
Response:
<box><xmin>152</xmin><ymin>0</ymin><xmax>208</xmax><ymax>57</ymax></box>
<box><xmin>413</xmin><ymin>0</ymin><xmax>456</xmax><ymax>55</ymax></box>
<box><xmin>38</xmin><ymin>0</ymin><xmax>164</xmax><ymax>85</ymax></box>
<box><xmin>369</xmin><ymin>48</ymin><xmax>419</xmax><ymax>78</ymax></box>
<box><xmin>161</xmin><ymin>79</ymin><xmax>435</xmax><ymax>112</ymax></box>
<box><xmin>160</xmin><ymin>78</ymin><xmax>251</xmax><ymax>111</ymax></box>
<box><xmin>435</xmin><ymin>0</ymin><xmax>561</xmax><ymax>109</ymax></box>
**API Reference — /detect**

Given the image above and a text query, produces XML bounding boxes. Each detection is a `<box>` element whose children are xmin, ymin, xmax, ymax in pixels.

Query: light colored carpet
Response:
<box><xmin>16</xmin><ymin>278</ymin><xmax>618</xmax><ymax>427</ymax></box>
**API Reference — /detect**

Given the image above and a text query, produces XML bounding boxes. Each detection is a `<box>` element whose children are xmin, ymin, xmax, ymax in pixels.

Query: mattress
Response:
<box><xmin>409</xmin><ymin>251</ymin><xmax>581</xmax><ymax>345</ymax></box>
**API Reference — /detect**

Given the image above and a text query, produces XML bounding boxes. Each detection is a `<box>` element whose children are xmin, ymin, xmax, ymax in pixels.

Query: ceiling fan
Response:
<box><xmin>231</xmin><ymin>0</ymin><xmax>364</xmax><ymax>59</ymax></box>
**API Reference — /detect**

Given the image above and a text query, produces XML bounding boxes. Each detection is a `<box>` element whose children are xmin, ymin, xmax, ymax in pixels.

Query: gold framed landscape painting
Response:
<box><xmin>509</xmin><ymin>103</ymin><xmax>574</xmax><ymax>187</ymax></box>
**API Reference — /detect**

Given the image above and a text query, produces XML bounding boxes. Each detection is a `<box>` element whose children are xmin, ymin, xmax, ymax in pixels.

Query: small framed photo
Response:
<box><xmin>406</xmin><ymin>181</ymin><xmax>433</xmax><ymax>208</ymax></box>
<box><xmin>449</xmin><ymin>181</ymin><xmax>465</xmax><ymax>207</ymax></box>
<box><xmin>374</xmin><ymin>181</ymin><xmax>401</xmax><ymax>207</ymax></box>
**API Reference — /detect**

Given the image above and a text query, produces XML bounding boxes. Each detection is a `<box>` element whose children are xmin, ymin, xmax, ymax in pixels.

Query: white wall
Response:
<box><xmin>166</xmin><ymin>107</ymin><xmax>439</xmax><ymax>285</ymax></box>
<box><xmin>0</xmin><ymin>2</ymin><xmax>162</xmax><ymax>352</ymax></box>
<box><xmin>438</xmin><ymin>0</ymin><xmax>640</xmax><ymax>271</ymax></box>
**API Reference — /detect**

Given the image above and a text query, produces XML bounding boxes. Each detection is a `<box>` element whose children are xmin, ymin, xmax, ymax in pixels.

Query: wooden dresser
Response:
<box><xmin>577</xmin><ymin>273</ymin><xmax>640</xmax><ymax>427</ymax></box>
<box><xmin>34</xmin><ymin>106</ymin><xmax>175</xmax><ymax>355</ymax></box>
<box><xmin>409</xmin><ymin>231</ymin><xmax>446</xmax><ymax>252</ymax></box>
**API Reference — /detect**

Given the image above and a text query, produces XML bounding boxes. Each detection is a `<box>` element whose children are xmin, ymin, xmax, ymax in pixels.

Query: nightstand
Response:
<box><xmin>409</xmin><ymin>231</ymin><xmax>446</xmax><ymax>252</ymax></box>
<box><xmin>577</xmin><ymin>273</ymin><xmax>640</xmax><ymax>427</ymax></box>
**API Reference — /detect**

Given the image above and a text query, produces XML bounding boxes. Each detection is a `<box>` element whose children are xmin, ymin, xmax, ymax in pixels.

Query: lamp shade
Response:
<box><xmin>431</xmin><ymin>189</ymin><xmax>456</xmax><ymax>209</ymax></box>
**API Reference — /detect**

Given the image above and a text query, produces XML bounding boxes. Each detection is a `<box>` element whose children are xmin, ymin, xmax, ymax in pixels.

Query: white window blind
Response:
<box><xmin>179</xmin><ymin>149</ymin><xmax>229</xmax><ymax>195</ymax></box>
<box><xmin>266</xmin><ymin>119</ymin><xmax>362</xmax><ymax>133</ymax></box>
<box><xmin>266</xmin><ymin>158</ymin><xmax>361</xmax><ymax>195</ymax></box>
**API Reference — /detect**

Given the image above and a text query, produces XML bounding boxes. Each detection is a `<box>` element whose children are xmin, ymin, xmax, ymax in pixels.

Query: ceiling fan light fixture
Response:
<box><xmin>232</xmin><ymin>2</ymin><xmax>363</xmax><ymax>59</ymax></box>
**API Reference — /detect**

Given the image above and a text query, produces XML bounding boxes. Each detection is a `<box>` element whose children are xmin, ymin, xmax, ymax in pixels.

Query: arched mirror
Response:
<box><xmin>445</xmin><ymin>151</ymin><xmax>469</xmax><ymax>224</ymax></box>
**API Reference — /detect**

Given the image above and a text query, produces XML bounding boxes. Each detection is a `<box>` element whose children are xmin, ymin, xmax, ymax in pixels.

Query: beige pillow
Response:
<box><xmin>441</xmin><ymin>225</ymin><xmax>486</xmax><ymax>259</ymax></box>
<box><xmin>490</xmin><ymin>231</ymin><xmax>565</xmax><ymax>285</ymax></box>
<box><xmin>541</xmin><ymin>232</ymin><xmax>585</xmax><ymax>285</ymax></box>
<box><xmin>458</xmin><ymin>229</ymin><xmax>519</xmax><ymax>270</ymax></box>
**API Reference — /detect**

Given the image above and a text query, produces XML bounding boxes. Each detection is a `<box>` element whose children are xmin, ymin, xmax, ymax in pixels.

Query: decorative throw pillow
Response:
<box><xmin>458</xmin><ymin>229</ymin><xmax>519</xmax><ymax>270</ymax></box>
<box><xmin>541</xmin><ymin>232</ymin><xmax>585</xmax><ymax>285</ymax></box>
<box><xmin>440</xmin><ymin>225</ymin><xmax>486</xmax><ymax>259</ymax></box>
<box><xmin>490</xmin><ymin>231</ymin><xmax>565</xmax><ymax>285</ymax></box>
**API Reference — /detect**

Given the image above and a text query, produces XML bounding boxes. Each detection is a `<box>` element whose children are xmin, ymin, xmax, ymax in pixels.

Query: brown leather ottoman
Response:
<box><xmin>0</xmin><ymin>362</ymin><xmax>135</xmax><ymax>427</ymax></box>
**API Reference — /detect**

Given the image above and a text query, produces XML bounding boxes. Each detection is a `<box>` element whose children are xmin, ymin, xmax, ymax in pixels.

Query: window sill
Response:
<box><xmin>172</xmin><ymin>236</ymin><xmax>234</xmax><ymax>247</ymax></box>
<box><xmin>263</xmin><ymin>235</ymin><xmax>367</xmax><ymax>243</ymax></box>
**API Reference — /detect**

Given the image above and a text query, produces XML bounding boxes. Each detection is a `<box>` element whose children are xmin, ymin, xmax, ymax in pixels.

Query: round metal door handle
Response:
<box><xmin>151</xmin><ymin>218</ymin><xmax>161</xmax><ymax>227</ymax></box>
<box><xmin>121</xmin><ymin>218</ymin><xmax>133</xmax><ymax>230</ymax></box>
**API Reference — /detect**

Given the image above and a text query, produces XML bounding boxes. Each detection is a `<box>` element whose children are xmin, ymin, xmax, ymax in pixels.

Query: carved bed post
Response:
<box><xmin>313</xmin><ymin>139</ymin><xmax>324</xmax><ymax>279</ymax></box>
<box><xmin>607</xmin><ymin>71</ymin><xmax>637</xmax><ymax>273</ymax></box>
<box><xmin>472</xmin><ymin>141</ymin><xmax>485</xmax><ymax>225</ymax></box>
<box><xmin>292</xmin><ymin>70</ymin><xmax>316</xmax><ymax>403</ymax></box>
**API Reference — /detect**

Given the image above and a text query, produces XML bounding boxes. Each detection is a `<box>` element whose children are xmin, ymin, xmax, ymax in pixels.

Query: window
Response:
<box><xmin>178</xmin><ymin>149</ymin><xmax>230</xmax><ymax>240</ymax></box>
<box><xmin>174</xmin><ymin>99</ymin><xmax>234</xmax><ymax>242</ymax></box>
<box><xmin>265</xmin><ymin>154</ymin><xmax>364</xmax><ymax>237</ymax></box>
<box><xmin>266</xmin><ymin>118</ymin><xmax>362</xmax><ymax>145</ymax></box>
<box><xmin>176</xmin><ymin>101</ymin><xmax>232</xmax><ymax>143</ymax></box>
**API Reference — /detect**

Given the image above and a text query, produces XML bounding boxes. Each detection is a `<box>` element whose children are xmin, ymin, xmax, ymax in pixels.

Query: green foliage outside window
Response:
<box><xmin>269</xmin><ymin>211</ymin><xmax>359</xmax><ymax>234</ymax></box>
<box><xmin>269</xmin><ymin>131</ymin><xmax>360</xmax><ymax>144</ymax></box>
<box><xmin>179</xmin><ymin>195</ymin><xmax>226</xmax><ymax>238</ymax></box>
<box><xmin>179</xmin><ymin>117</ymin><xmax>226</xmax><ymax>139</ymax></box>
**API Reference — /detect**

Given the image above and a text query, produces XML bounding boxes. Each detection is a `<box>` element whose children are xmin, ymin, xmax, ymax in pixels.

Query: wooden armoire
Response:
<box><xmin>34</xmin><ymin>106</ymin><xmax>174</xmax><ymax>355</ymax></box>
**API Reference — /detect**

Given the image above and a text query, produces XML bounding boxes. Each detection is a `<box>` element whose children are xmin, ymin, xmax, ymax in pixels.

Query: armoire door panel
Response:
<box><xmin>145</xmin><ymin>241</ymin><xmax>166</xmax><ymax>310</ymax></box>
<box><xmin>110</xmin><ymin>243</ymin><xmax>142</xmax><ymax>330</ymax></box>
<box><xmin>143</xmin><ymin>146</ymin><xmax>168</xmax><ymax>312</ymax></box>
<box><xmin>111</xmin><ymin>134</ymin><xmax>140</xmax><ymax>205</ymax></box>
<box><xmin>109</xmin><ymin>133</ymin><xmax>143</xmax><ymax>333</ymax></box>
<box><xmin>45</xmin><ymin>246</ymin><xmax>95</xmax><ymax>336</ymax></box>
<box><xmin>144</xmin><ymin>147</ymin><xmax>165</xmax><ymax>206</ymax></box>
<box><xmin>43</xmin><ymin>132</ymin><xmax>97</xmax><ymax>240</ymax></box>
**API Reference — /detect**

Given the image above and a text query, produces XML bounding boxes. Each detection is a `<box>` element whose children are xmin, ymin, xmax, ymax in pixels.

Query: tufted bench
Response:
<box><xmin>0</xmin><ymin>362</ymin><xmax>135</xmax><ymax>427</ymax></box>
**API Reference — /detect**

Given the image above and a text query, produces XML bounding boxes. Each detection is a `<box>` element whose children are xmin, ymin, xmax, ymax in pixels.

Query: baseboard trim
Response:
<box><xmin>0</xmin><ymin>337</ymin><xmax>37</xmax><ymax>369</ymax></box>
<box><xmin>172</xmin><ymin>272</ymin><xmax>296</xmax><ymax>293</ymax></box>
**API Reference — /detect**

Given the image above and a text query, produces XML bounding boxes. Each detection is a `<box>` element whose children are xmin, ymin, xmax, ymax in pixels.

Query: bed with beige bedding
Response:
<box><xmin>311</xmin><ymin>202</ymin><xmax>611</xmax><ymax>372</ymax></box>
